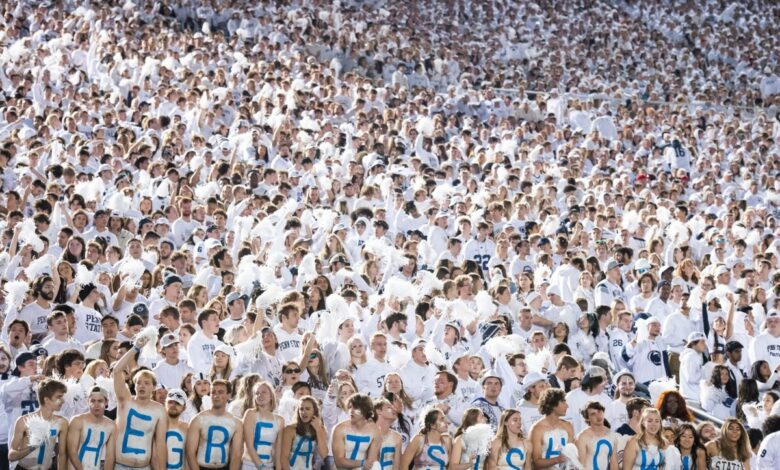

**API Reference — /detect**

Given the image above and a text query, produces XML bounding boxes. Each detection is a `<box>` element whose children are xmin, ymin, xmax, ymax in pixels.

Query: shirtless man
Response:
<box><xmin>9</xmin><ymin>379</ymin><xmax>69</xmax><ymax>470</ymax></box>
<box><xmin>67</xmin><ymin>387</ymin><xmax>116</xmax><ymax>470</ymax></box>
<box><xmin>165</xmin><ymin>389</ymin><xmax>188</xmax><ymax>470</ymax></box>
<box><xmin>331</xmin><ymin>393</ymin><xmax>379</xmax><ymax>470</ymax></box>
<box><xmin>114</xmin><ymin>336</ymin><xmax>168</xmax><ymax>470</ymax></box>
<box><xmin>372</xmin><ymin>398</ymin><xmax>401</xmax><ymax>470</ymax></box>
<box><xmin>185</xmin><ymin>379</ymin><xmax>243</xmax><ymax>470</ymax></box>
<box><xmin>575</xmin><ymin>401</ymin><xmax>618</xmax><ymax>470</ymax></box>
<box><xmin>529</xmin><ymin>388</ymin><xmax>575</xmax><ymax>470</ymax></box>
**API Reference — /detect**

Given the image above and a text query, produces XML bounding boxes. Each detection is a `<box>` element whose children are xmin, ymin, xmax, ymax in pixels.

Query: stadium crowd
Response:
<box><xmin>1</xmin><ymin>0</ymin><xmax>780</xmax><ymax>468</ymax></box>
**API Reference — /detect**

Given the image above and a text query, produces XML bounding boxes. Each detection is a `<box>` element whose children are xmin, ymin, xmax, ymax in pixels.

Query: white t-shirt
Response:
<box><xmin>153</xmin><ymin>359</ymin><xmax>194</xmax><ymax>390</ymax></box>
<box><xmin>353</xmin><ymin>359</ymin><xmax>394</xmax><ymax>397</ymax></box>
<box><xmin>42</xmin><ymin>337</ymin><xmax>85</xmax><ymax>355</ymax></box>
<box><xmin>73</xmin><ymin>304</ymin><xmax>103</xmax><ymax>344</ymax></box>
<box><xmin>18</xmin><ymin>302</ymin><xmax>52</xmax><ymax>338</ymax></box>
<box><xmin>186</xmin><ymin>331</ymin><xmax>222</xmax><ymax>375</ymax></box>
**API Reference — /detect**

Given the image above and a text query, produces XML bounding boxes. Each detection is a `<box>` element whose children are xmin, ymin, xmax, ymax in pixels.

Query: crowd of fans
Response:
<box><xmin>1</xmin><ymin>0</ymin><xmax>780</xmax><ymax>469</ymax></box>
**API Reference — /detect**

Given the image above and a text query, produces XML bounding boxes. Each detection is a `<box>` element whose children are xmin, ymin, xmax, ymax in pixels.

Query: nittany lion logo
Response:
<box><xmin>648</xmin><ymin>350</ymin><xmax>663</xmax><ymax>366</ymax></box>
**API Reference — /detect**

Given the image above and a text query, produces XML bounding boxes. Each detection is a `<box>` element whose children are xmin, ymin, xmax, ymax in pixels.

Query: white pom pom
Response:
<box><xmin>75</xmin><ymin>264</ymin><xmax>95</xmax><ymax>287</ymax></box>
<box><xmin>562</xmin><ymin>443</ymin><xmax>584</xmax><ymax>470</ymax></box>
<box><xmin>255</xmin><ymin>284</ymin><xmax>283</xmax><ymax>310</ymax></box>
<box><xmin>384</xmin><ymin>277</ymin><xmax>415</xmax><ymax>301</ymax></box>
<box><xmin>424</xmin><ymin>342</ymin><xmax>447</xmax><ymax>367</ymax></box>
<box><xmin>25</xmin><ymin>415</ymin><xmax>51</xmax><ymax>448</ymax></box>
<box><xmin>119</xmin><ymin>259</ymin><xmax>146</xmax><ymax>290</ymax></box>
<box><xmin>475</xmin><ymin>290</ymin><xmax>497</xmax><ymax>320</ymax></box>
<box><xmin>298</xmin><ymin>253</ymin><xmax>318</xmax><ymax>283</ymax></box>
<box><xmin>416</xmin><ymin>116</ymin><xmax>435</xmax><ymax>137</ymax></box>
<box><xmin>449</xmin><ymin>299</ymin><xmax>478</xmax><ymax>326</ymax></box>
<box><xmin>19</xmin><ymin>219</ymin><xmax>44</xmax><ymax>253</ymax></box>
<box><xmin>484</xmin><ymin>335</ymin><xmax>525</xmax><ymax>359</ymax></box>
<box><xmin>4</xmin><ymin>280</ymin><xmax>29</xmax><ymax>312</ymax></box>
<box><xmin>462</xmin><ymin>423</ymin><xmax>494</xmax><ymax>456</ymax></box>
<box><xmin>388</xmin><ymin>343</ymin><xmax>412</xmax><ymax>369</ymax></box>
<box><xmin>416</xmin><ymin>270</ymin><xmax>443</xmax><ymax>298</ymax></box>
<box><xmin>648</xmin><ymin>377</ymin><xmax>677</xmax><ymax>405</ymax></box>
<box><xmin>134</xmin><ymin>326</ymin><xmax>159</xmax><ymax>357</ymax></box>
<box><xmin>25</xmin><ymin>255</ymin><xmax>54</xmax><ymax>280</ymax></box>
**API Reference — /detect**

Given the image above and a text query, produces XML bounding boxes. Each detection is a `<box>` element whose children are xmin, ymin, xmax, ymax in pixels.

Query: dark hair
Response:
<box><xmin>736</xmin><ymin>379</ymin><xmax>759</xmax><ymax>422</ymax></box>
<box><xmin>539</xmin><ymin>388</ymin><xmax>567</xmax><ymax>415</ymax></box>
<box><xmin>56</xmin><ymin>349</ymin><xmax>85</xmax><ymax>376</ymax></box>
<box><xmin>763</xmin><ymin>415</ymin><xmax>780</xmax><ymax>435</ymax></box>
<box><xmin>626</xmin><ymin>397</ymin><xmax>651</xmax><ymax>420</ymax></box>
<box><xmin>421</xmin><ymin>408</ymin><xmax>443</xmax><ymax>434</ymax></box>
<box><xmin>675</xmin><ymin>423</ymin><xmax>705</xmax><ymax>468</ymax></box>
<box><xmin>348</xmin><ymin>393</ymin><xmax>375</xmax><ymax>421</ymax></box>
<box><xmin>710</xmin><ymin>365</ymin><xmax>737</xmax><ymax>398</ymax></box>
<box><xmin>436</xmin><ymin>371</ymin><xmax>458</xmax><ymax>393</ymax></box>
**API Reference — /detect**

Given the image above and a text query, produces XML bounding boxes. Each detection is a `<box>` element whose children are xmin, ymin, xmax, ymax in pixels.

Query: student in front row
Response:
<box><xmin>186</xmin><ymin>379</ymin><xmax>243</xmax><ymax>470</ymax></box>
<box><xmin>9</xmin><ymin>379</ymin><xmax>69</xmax><ymax>470</ymax></box>
<box><xmin>66</xmin><ymin>386</ymin><xmax>116</xmax><ymax>470</ymax></box>
<box><xmin>280</xmin><ymin>396</ymin><xmax>328</xmax><ymax>470</ymax></box>
<box><xmin>114</xmin><ymin>335</ymin><xmax>168</xmax><ymax>470</ymax></box>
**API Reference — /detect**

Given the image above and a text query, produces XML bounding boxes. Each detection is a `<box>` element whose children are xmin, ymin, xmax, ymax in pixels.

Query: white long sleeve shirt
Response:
<box><xmin>750</xmin><ymin>332</ymin><xmax>780</xmax><ymax>371</ymax></box>
<box><xmin>679</xmin><ymin>348</ymin><xmax>705</xmax><ymax>401</ymax></box>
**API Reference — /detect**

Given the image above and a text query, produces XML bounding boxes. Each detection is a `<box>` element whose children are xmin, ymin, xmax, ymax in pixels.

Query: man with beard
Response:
<box><xmin>67</xmin><ymin>386</ymin><xmax>116</xmax><ymax>470</ymax></box>
<box><xmin>605</xmin><ymin>370</ymin><xmax>638</xmax><ymax>430</ymax></box>
<box><xmin>18</xmin><ymin>276</ymin><xmax>57</xmax><ymax>343</ymax></box>
<box><xmin>171</xmin><ymin>197</ymin><xmax>199</xmax><ymax>247</ymax></box>
<box><xmin>165</xmin><ymin>389</ymin><xmax>188</xmax><ymax>470</ymax></box>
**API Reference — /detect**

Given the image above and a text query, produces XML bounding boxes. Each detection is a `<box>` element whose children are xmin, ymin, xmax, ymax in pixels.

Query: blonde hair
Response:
<box><xmin>636</xmin><ymin>408</ymin><xmax>667</xmax><ymax>450</ymax></box>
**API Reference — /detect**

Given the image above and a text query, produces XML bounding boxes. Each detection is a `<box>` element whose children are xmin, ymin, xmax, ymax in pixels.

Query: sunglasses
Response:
<box><xmin>284</xmin><ymin>368</ymin><xmax>301</xmax><ymax>374</ymax></box>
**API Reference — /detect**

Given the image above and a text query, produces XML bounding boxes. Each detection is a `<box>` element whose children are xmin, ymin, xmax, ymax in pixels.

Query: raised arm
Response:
<box><xmin>114</xmin><ymin>336</ymin><xmax>146</xmax><ymax>402</ymax></box>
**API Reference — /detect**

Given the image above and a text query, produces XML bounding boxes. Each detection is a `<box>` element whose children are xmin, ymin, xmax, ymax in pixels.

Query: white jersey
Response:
<box><xmin>595</xmin><ymin>279</ymin><xmax>624</xmax><ymax>308</ymax></box>
<box><xmin>758</xmin><ymin>431</ymin><xmax>780</xmax><ymax>470</ymax></box>
<box><xmin>464</xmin><ymin>238</ymin><xmax>496</xmax><ymax>273</ymax></box>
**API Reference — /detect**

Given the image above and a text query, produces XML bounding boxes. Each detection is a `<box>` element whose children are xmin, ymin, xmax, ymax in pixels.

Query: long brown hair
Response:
<box><xmin>454</xmin><ymin>408</ymin><xmax>484</xmax><ymax>438</ymax></box>
<box><xmin>717</xmin><ymin>418</ymin><xmax>751</xmax><ymax>462</ymax></box>
<box><xmin>294</xmin><ymin>396</ymin><xmax>321</xmax><ymax>440</ymax></box>
<box><xmin>496</xmin><ymin>409</ymin><xmax>524</xmax><ymax>452</ymax></box>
